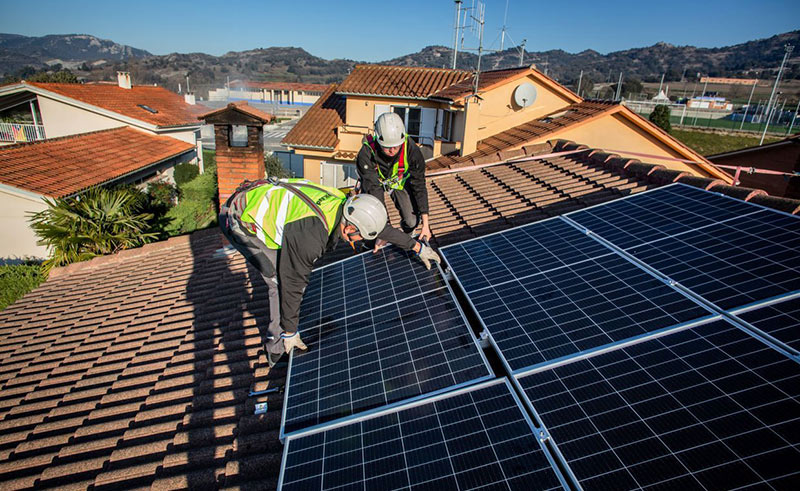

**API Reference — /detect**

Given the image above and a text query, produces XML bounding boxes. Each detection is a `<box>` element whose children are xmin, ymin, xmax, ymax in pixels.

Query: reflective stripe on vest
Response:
<box><xmin>363</xmin><ymin>134</ymin><xmax>410</xmax><ymax>190</ymax></box>
<box><xmin>240</xmin><ymin>179</ymin><xmax>346</xmax><ymax>249</ymax></box>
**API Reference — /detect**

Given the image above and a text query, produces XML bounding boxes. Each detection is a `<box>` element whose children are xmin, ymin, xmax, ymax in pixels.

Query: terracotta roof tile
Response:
<box><xmin>281</xmin><ymin>84</ymin><xmax>344</xmax><ymax>149</ymax></box>
<box><xmin>429</xmin><ymin>66</ymin><xmax>531</xmax><ymax>101</ymax></box>
<box><xmin>197</xmin><ymin>101</ymin><xmax>274</xmax><ymax>123</ymax></box>
<box><xmin>337</xmin><ymin>65</ymin><xmax>471</xmax><ymax>99</ymax></box>
<box><xmin>0</xmin><ymin>127</ymin><xmax>194</xmax><ymax>197</ymax></box>
<box><xmin>26</xmin><ymin>82</ymin><xmax>204</xmax><ymax>128</ymax></box>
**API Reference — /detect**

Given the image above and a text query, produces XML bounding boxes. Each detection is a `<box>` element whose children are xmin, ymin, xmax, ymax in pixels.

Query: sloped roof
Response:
<box><xmin>281</xmin><ymin>84</ymin><xmax>344</xmax><ymax>149</ymax></box>
<box><xmin>0</xmin><ymin>127</ymin><xmax>194</xmax><ymax>198</ymax></box>
<box><xmin>428</xmin><ymin>100</ymin><xmax>619</xmax><ymax>170</ymax></box>
<box><xmin>336</xmin><ymin>65</ymin><xmax>472</xmax><ymax>99</ymax></box>
<box><xmin>1</xmin><ymin>141</ymin><xmax>798</xmax><ymax>489</ymax></box>
<box><xmin>15</xmin><ymin>82</ymin><xmax>204</xmax><ymax>128</ymax></box>
<box><xmin>197</xmin><ymin>101</ymin><xmax>274</xmax><ymax>123</ymax></box>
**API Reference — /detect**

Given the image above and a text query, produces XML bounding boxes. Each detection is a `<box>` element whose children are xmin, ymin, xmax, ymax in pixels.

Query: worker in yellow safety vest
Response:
<box><xmin>356</xmin><ymin>112</ymin><xmax>431</xmax><ymax>247</ymax></box>
<box><xmin>220</xmin><ymin>177</ymin><xmax>441</xmax><ymax>367</ymax></box>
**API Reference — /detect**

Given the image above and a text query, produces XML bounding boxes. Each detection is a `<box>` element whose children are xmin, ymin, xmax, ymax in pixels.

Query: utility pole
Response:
<box><xmin>740</xmin><ymin>80</ymin><xmax>757</xmax><ymax>130</ymax></box>
<box><xmin>451</xmin><ymin>0</ymin><xmax>462</xmax><ymax>70</ymax></box>
<box><xmin>500</xmin><ymin>0</ymin><xmax>509</xmax><ymax>51</ymax></box>
<box><xmin>615</xmin><ymin>72</ymin><xmax>623</xmax><ymax>101</ymax></box>
<box><xmin>518</xmin><ymin>39</ymin><xmax>526</xmax><ymax>66</ymax></box>
<box><xmin>787</xmin><ymin>99</ymin><xmax>800</xmax><ymax>135</ymax></box>
<box><xmin>576</xmin><ymin>70</ymin><xmax>583</xmax><ymax>97</ymax></box>
<box><xmin>761</xmin><ymin>44</ymin><xmax>794</xmax><ymax>145</ymax></box>
<box><xmin>658</xmin><ymin>73</ymin><xmax>665</xmax><ymax>94</ymax></box>
<box><xmin>472</xmin><ymin>2</ymin><xmax>486</xmax><ymax>95</ymax></box>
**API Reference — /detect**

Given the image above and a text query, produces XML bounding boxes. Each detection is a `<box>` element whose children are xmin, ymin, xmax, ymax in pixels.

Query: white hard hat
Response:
<box><xmin>374</xmin><ymin>112</ymin><xmax>406</xmax><ymax>148</ymax></box>
<box><xmin>343</xmin><ymin>193</ymin><xmax>388</xmax><ymax>239</ymax></box>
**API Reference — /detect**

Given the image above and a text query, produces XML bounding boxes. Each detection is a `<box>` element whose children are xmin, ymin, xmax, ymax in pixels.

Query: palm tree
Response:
<box><xmin>29</xmin><ymin>186</ymin><xmax>158</xmax><ymax>273</ymax></box>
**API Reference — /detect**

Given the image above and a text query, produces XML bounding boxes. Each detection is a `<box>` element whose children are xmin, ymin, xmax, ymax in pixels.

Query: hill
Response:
<box><xmin>1</xmin><ymin>30</ymin><xmax>797</xmax><ymax>96</ymax></box>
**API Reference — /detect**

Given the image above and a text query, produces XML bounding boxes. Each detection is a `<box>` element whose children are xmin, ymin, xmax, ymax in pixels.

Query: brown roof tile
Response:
<box><xmin>281</xmin><ymin>83</ymin><xmax>344</xmax><ymax>149</ymax></box>
<box><xmin>26</xmin><ymin>82</ymin><xmax>204</xmax><ymax>128</ymax></box>
<box><xmin>0</xmin><ymin>127</ymin><xmax>194</xmax><ymax>197</ymax></box>
<box><xmin>337</xmin><ymin>65</ymin><xmax>471</xmax><ymax>99</ymax></box>
<box><xmin>197</xmin><ymin>101</ymin><xmax>274</xmax><ymax>123</ymax></box>
<box><xmin>430</xmin><ymin>66</ymin><xmax>531</xmax><ymax>101</ymax></box>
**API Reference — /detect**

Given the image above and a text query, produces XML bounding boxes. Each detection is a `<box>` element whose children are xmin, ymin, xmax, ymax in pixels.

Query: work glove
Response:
<box><xmin>415</xmin><ymin>242</ymin><xmax>441</xmax><ymax>270</ymax></box>
<box><xmin>281</xmin><ymin>331</ymin><xmax>308</xmax><ymax>353</ymax></box>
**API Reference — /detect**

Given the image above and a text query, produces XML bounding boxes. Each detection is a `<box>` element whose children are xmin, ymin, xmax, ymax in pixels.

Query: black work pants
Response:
<box><xmin>389</xmin><ymin>188</ymin><xmax>421</xmax><ymax>234</ymax></box>
<box><xmin>219</xmin><ymin>204</ymin><xmax>284</xmax><ymax>356</ymax></box>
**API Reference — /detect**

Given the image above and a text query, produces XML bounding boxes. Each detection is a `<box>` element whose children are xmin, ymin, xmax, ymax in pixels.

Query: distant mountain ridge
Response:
<box><xmin>1</xmin><ymin>31</ymin><xmax>797</xmax><ymax>94</ymax></box>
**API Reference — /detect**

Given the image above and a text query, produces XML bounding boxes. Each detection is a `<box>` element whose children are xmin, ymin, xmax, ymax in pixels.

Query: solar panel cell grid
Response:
<box><xmin>284</xmin><ymin>286</ymin><xmax>492</xmax><ymax>435</ymax></box>
<box><xmin>464</xmin><ymin>253</ymin><xmax>711</xmax><ymax>371</ymax></box>
<box><xmin>299</xmin><ymin>248</ymin><xmax>446</xmax><ymax>330</ymax></box>
<box><xmin>442</xmin><ymin>218</ymin><xmax>611</xmax><ymax>294</ymax></box>
<box><xmin>280</xmin><ymin>381</ymin><xmax>564</xmax><ymax>490</ymax></box>
<box><xmin>567</xmin><ymin>184</ymin><xmax>761</xmax><ymax>249</ymax></box>
<box><xmin>628</xmin><ymin>210</ymin><xmax>800</xmax><ymax>310</ymax></box>
<box><xmin>518</xmin><ymin>320</ymin><xmax>800</xmax><ymax>490</ymax></box>
<box><xmin>734</xmin><ymin>297</ymin><xmax>800</xmax><ymax>353</ymax></box>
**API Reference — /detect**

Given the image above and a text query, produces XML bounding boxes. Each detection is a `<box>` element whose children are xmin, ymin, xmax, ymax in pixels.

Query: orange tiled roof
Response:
<box><xmin>429</xmin><ymin>66</ymin><xmax>531</xmax><ymax>101</ymax></box>
<box><xmin>427</xmin><ymin>100</ymin><xmax>618</xmax><ymax>170</ymax></box>
<box><xmin>0</xmin><ymin>127</ymin><xmax>194</xmax><ymax>197</ymax></box>
<box><xmin>197</xmin><ymin>101</ymin><xmax>274</xmax><ymax>123</ymax></box>
<box><xmin>26</xmin><ymin>82</ymin><xmax>204</xmax><ymax>128</ymax></box>
<box><xmin>336</xmin><ymin>65</ymin><xmax>472</xmax><ymax>99</ymax></box>
<box><xmin>232</xmin><ymin>80</ymin><xmax>329</xmax><ymax>92</ymax></box>
<box><xmin>282</xmin><ymin>84</ymin><xmax>344</xmax><ymax>149</ymax></box>
<box><xmin>1</xmin><ymin>141</ymin><xmax>798</xmax><ymax>489</ymax></box>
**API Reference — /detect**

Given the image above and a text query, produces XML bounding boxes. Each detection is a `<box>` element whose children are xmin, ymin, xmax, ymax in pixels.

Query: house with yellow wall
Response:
<box><xmin>282</xmin><ymin>64</ymin><xmax>731</xmax><ymax>187</ymax></box>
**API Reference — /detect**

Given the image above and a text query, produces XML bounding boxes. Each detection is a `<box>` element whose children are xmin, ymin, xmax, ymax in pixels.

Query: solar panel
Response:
<box><xmin>733</xmin><ymin>296</ymin><xmax>800</xmax><ymax>354</ymax></box>
<box><xmin>447</xmin><ymin>249</ymin><xmax>712</xmax><ymax>373</ymax></box>
<box><xmin>627</xmin><ymin>209</ymin><xmax>800</xmax><ymax>310</ymax></box>
<box><xmin>283</xmin><ymin>248</ymin><xmax>492</xmax><ymax>437</ymax></box>
<box><xmin>298</xmin><ymin>247</ymin><xmax>446</xmax><ymax>330</ymax></box>
<box><xmin>567</xmin><ymin>183</ymin><xmax>761</xmax><ymax>249</ymax></box>
<box><xmin>443</xmin><ymin>218</ymin><xmax>612</xmax><ymax>294</ymax></box>
<box><xmin>279</xmin><ymin>379</ymin><xmax>566</xmax><ymax>490</ymax></box>
<box><xmin>516</xmin><ymin>319</ymin><xmax>800</xmax><ymax>490</ymax></box>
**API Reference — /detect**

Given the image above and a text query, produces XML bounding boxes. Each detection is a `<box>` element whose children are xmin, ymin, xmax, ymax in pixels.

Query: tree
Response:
<box><xmin>649</xmin><ymin>105</ymin><xmax>672</xmax><ymax>133</ymax></box>
<box><xmin>265</xmin><ymin>154</ymin><xmax>289</xmax><ymax>178</ymax></box>
<box><xmin>29</xmin><ymin>187</ymin><xmax>158</xmax><ymax>273</ymax></box>
<box><xmin>622</xmin><ymin>78</ymin><xmax>644</xmax><ymax>97</ymax></box>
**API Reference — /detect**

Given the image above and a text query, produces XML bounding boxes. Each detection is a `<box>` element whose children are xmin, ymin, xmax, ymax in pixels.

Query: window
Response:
<box><xmin>391</xmin><ymin>106</ymin><xmax>435</xmax><ymax>144</ymax></box>
<box><xmin>137</xmin><ymin>104</ymin><xmax>158</xmax><ymax>114</ymax></box>
<box><xmin>436</xmin><ymin>109</ymin><xmax>455</xmax><ymax>141</ymax></box>
<box><xmin>230</xmin><ymin>125</ymin><xmax>248</xmax><ymax>147</ymax></box>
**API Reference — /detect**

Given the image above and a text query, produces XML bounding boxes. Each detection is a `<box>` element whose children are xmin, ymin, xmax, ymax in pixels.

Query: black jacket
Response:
<box><xmin>278</xmin><ymin>209</ymin><xmax>415</xmax><ymax>334</ymax></box>
<box><xmin>356</xmin><ymin>137</ymin><xmax>429</xmax><ymax>215</ymax></box>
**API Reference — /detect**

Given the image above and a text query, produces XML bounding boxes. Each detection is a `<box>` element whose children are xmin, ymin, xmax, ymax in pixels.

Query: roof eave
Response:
<box><xmin>0</xmin><ymin>182</ymin><xmax>47</xmax><ymax>200</ymax></box>
<box><xmin>336</xmin><ymin>92</ymin><xmax>430</xmax><ymax>101</ymax></box>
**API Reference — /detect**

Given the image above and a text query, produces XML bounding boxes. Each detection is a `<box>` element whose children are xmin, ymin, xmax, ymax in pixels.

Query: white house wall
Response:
<box><xmin>0</xmin><ymin>188</ymin><xmax>48</xmax><ymax>260</ymax></box>
<box><xmin>37</xmin><ymin>96</ymin><xmax>126</xmax><ymax>138</ymax></box>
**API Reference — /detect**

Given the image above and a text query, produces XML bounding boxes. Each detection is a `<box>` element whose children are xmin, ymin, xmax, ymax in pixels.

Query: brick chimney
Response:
<box><xmin>198</xmin><ymin>102</ymin><xmax>274</xmax><ymax>203</ymax></box>
<box><xmin>117</xmin><ymin>71</ymin><xmax>132</xmax><ymax>89</ymax></box>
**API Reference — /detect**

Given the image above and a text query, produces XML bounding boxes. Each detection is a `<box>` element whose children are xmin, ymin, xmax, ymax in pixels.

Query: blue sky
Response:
<box><xmin>1</xmin><ymin>0</ymin><xmax>798</xmax><ymax>61</ymax></box>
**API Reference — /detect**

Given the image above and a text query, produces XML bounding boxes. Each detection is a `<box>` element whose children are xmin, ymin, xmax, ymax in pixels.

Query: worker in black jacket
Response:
<box><xmin>219</xmin><ymin>178</ymin><xmax>440</xmax><ymax>367</ymax></box>
<box><xmin>356</xmin><ymin>112</ymin><xmax>431</xmax><ymax>246</ymax></box>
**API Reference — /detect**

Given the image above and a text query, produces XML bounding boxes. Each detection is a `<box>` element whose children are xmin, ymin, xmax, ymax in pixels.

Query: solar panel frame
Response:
<box><xmin>444</xmin><ymin>244</ymin><xmax>716</xmax><ymax>375</ymax></box>
<box><xmin>280</xmin><ymin>254</ymin><xmax>494</xmax><ymax>440</ymax></box>
<box><xmin>278</xmin><ymin>378</ymin><xmax>571</xmax><ymax>491</ymax></box>
<box><xmin>514</xmin><ymin>318</ymin><xmax>800</xmax><ymax>490</ymax></box>
<box><xmin>729</xmin><ymin>293</ymin><xmax>800</xmax><ymax>359</ymax></box>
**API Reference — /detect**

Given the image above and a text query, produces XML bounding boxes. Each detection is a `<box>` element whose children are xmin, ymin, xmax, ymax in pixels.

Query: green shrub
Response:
<box><xmin>173</xmin><ymin>162</ymin><xmax>199</xmax><ymax>186</ymax></box>
<box><xmin>164</xmin><ymin>200</ymin><xmax>217</xmax><ymax>236</ymax></box>
<box><xmin>29</xmin><ymin>187</ymin><xmax>158</xmax><ymax>273</ymax></box>
<box><xmin>650</xmin><ymin>105</ymin><xmax>672</xmax><ymax>133</ymax></box>
<box><xmin>146</xmin><ymin>180</ymin><xmax>177</xmax><ymax>211</ymax></box>
<box><xmin>0</xmin><ymin>263</ymin><xmax>45</xmax><ymax>311</ymax></box>
<box><xmin>265</xmin><ymin>154</ymin><xmax>289</xmax><ymax>178</ymax></box>
<box><xmin>179</xmin><ymin>171</ymin><xmax>217</xmax><ymax>202</ymax></box>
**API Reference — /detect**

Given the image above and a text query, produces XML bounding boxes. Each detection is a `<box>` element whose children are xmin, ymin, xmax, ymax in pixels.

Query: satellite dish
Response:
<box><xmin>513</xmin><ymin>82</ymin><xmax>537</xmax><ymax>108</ymax></box>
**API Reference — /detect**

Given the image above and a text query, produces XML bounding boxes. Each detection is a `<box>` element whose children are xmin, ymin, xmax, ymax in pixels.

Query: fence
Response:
<box><xmin>624</xmin><ymin>101</ymin><xmax>797</xmax><ymax>136</ymax></box>
<box><xmin>0</xmin><ymin>123</ymin><xmax>46</xmax><ymax>143</ymax></box>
